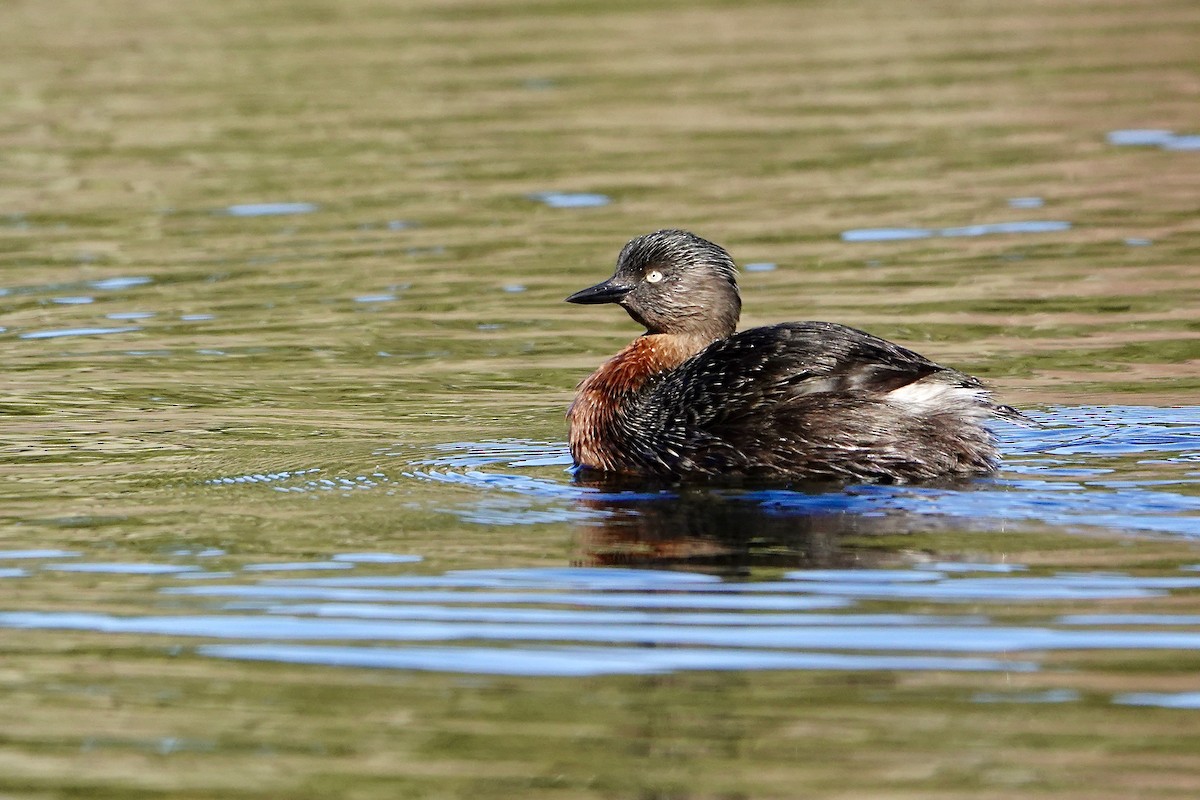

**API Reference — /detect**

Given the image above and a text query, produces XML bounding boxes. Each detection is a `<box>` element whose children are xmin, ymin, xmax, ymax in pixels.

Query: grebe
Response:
<box><xmin>566</xmin><ymin>229</ymin><xmax>1027</xmax><ymax>482</ymax></box>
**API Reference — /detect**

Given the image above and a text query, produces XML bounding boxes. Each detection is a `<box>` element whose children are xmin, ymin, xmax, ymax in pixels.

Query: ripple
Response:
<box><xmin>841</xmin><ymin>220</ymin><xmax>1070</xmax><ymax>242</ymax></box>
<box><xmin>332</xmin><ymin>553</ymin><xmax>423</xmax><ymax>564</ymax></box>
<box><xmin>841</xmin><ymin>227</ymin><xmax>933</xmax><ymax>242</ymax></box>
<box><xmin>90</xmin><ymin>276</ymin><xmax>152</xmax><ymax>291</ymax></box>
<box><xmin>244</xmin><ymin>603</ymin><xmax>983</xmax><ymax>628</ymax></box>
<box><xmin>225</xmin><ymin>202</ymin><xmax>318</xmax><ymax>217</ymax></box>
<box><xmin>973</xmin><ymin>689</ymin><xmax>1080</xmax><ymax>704</ymax></box>
<box><xmin>527</xmin><ymin>192</ymin><xmax>611</xmax><ymax>208</ymax></box>
<box><xmin>18</xmin><ymin>326</ymin><xmax>142</xmax><ymax>340</ymax></box>
<box><xmin>12</xmin><ymin>608</ymin><xmax>1200</xmax><ymax>652</ymax></box>
<box><xmin>1059</xmin><ymin>613</ymin><xmax>1200</xmax><ymax>626</ymax></box>
<box><xmin>0</xmin><ymin>549</ymin><xmax>81</xmax><ymax>560</ymax></box>
<box><xmin>242</xmin><ymin>562</ymin><xmax>355</xmax><ymax>572</ymax></box>
<box><xmin>106</xmin><ymin>312</ymin><xmax>156</xmax><ymax>321</ymax></box>
<box><xmin>165</xmin><ymin>584</ymin><xmax>852</xmax><ymax>611</ymax></box>
<box><xmin>199</xmin><ymin>643</ymin><xmax>1028</xmax><ymax>677</ymax></box>
<box><xmin>781</xmin><ymin>573</ymin><xmax>1184</xmax><ymax>601</ymax></box>
<box><xmin>44</xmin><ymin>563</ymin><xmax>199</xmax><ymax>575</ymax></box>
<box><xmin>411</xmin><ymin>439</ymin><xmax>571</xmax><ymax>469</ymax></box>
<box><xmin>4</xmin><ymin>561</ymin><xmax>1200</xmax><ymax>677</ymax></box>
<box><xmin>204</xmin><ymin>468</ymin><xmax>324</xmax><ymax>486</ymax></box>
<box><xmin>1112</xmin><ymin>692</ymin><xmax>1200</xmax><ymax>709</ymax></box>
<box><xmin>204</xmin><ymin>468</ymin><xmax>400</xmax><ymax>496</ymax></box>
<box><xmin>441</xmin><ymin>566</ymin><xmax>720</xmax><ymax>588</ymax></box>
<box><xmin>6</xmin><ymin>602</ymin><xmax>1200</xmax><ymax>655</ymax></box>
<box><xmin>269</xmin><ymin>472</ymin><xmax>393</xmax><ymax>493</ymax></box>
<box><xmin>784</xmin><ymin>569</ymin><xmax>943</xmax><ymax>584</ymax></box>
<box><xmin>1107</xmin><ymin>129</ymin><xmax>1176</xmax><ymax>146</ymax></box>
<box><xmin>1108</xmin><ymin>129</ymin><xmax>1200</xmax><ymax>151</ymax></box>
<box><xmin>1162</xmin><ymin>135</ymin><xmax>1200</xmax><ymax>151</ymax></box>
<box><xmin>941</xmin><ymin>220</ymin><xmax>1071</xmax><ymax>237</ymax></box>
<box><xmin>921</xmin><ymin>562</ymin><xmax>1026</xmax><ymax>573</ymax></box>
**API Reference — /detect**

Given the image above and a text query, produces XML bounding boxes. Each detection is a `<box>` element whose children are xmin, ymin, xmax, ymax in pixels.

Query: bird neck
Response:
<box><xmin>568</xmin><ymin>333</ymin><xmax>713</xmax><ymax>471</ymax></box>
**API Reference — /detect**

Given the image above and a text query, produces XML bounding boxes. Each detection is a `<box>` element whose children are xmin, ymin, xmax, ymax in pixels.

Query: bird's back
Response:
<box><xmin>618</xmin><ymin>321</ymin><xmax>1012</xmax><ymax>481</ymax></box>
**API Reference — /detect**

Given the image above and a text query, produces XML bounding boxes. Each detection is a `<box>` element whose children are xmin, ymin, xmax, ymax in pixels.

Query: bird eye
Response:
<box><xmin>645</xmin><ymin>270</ymin><xmax>664</xmax><ymax>284</ymax></box>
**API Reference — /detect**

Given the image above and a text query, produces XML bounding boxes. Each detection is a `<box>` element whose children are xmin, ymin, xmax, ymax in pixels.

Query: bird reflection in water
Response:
<box><xmin>570</xmin><ymin>473</ymin><xmax>954</xmax><ymax>576</ymax></box>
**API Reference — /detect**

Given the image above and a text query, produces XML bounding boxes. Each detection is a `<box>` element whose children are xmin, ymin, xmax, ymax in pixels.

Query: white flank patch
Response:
<box><xmin>886</xmin><ymin>380</ymin><xmax>987</xmax><ymax>413</ymax></box>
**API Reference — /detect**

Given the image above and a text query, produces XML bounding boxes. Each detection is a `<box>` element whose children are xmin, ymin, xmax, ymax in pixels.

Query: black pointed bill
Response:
<box><xmin>565</xmin><ymin>277</ymin><xmax>634</xmax><ymax>305</ymax></box>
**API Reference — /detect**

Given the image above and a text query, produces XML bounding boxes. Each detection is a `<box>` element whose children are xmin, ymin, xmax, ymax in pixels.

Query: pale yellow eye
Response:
<box><xmin>645</xmin><ymin>270</ymin><xmax>664</xmax><ymax>284</ymax></box>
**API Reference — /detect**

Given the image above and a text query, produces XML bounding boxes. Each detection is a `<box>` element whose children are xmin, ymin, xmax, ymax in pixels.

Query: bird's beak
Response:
<box><xmin>565</xmin><ymin>276</ymin><xmax>634</xmax><ymax>305</ymax></box>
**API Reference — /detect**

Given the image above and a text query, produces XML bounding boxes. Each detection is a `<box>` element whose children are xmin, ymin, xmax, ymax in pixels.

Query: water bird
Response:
<box><xmin>566</xmin><ymin>229</ymin><xmax>1028</xmax><ymax>482</ymax></box>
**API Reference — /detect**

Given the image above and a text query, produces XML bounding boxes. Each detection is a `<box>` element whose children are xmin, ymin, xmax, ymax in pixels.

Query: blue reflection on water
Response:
<box><xmin>225</xmin><ymin>202</ymin><xmax>319</xmax><ymax>216</ymax></box>
<box><xmin>1059</xmin><ymin>614</ymin><xmax>1200</xmax><ymax>626</ymax></box>
<box><xmin>6</xmin><ymin>603</ymin><xmax>1200</xmax><ymax>651</ymax></box>
<box><xmin>165</xmin><ymin>584</ymin><xmax>852</xmax><ymax>610</ymax></box>
<box><xmin>19</xmin><ymin>326</ymin><xmax>142</xmax><ymax>340</ymax></box>
<box><xmin>236</xmin><ymin>604</ymin><xmax>985</xmax><ymax>628</ymax></box>
<box><xmin>242</xmin><ymin>562</ymin><xmax>355</xmax><ymax>572</ymax></box>
<box><xmin>90</xmin><ymin>276</ymin><xmax>153</xmax><ymax>290</ymax></box>
<box><xmin>0</xmin><ymin>549</ymin><xmax>81</xmax><ymax>560</ymax></box>
<box><xmin>842</xmin><ymin>227</ymin><xmax>933</xmax><ymax>242</ymax></box>
<box><xmin>1113</xmin><ymin>692</ymin><xmax>1200</xmax><ymax>709</ymax></box>
<box><xmin>973</xmin><ymin>689</ymin><xmax>1080</xmax><ymax>704</ymax></box>
<box><xmin>199</xmin><ymin>643</ymin><xmax>1026</xmax><ymax>677</ymax></box>
<box><xmin>332</xmin><ymin>553</ymin><xmax>422</xmax><ymax>564</ymax></box>
<box><xmin>44</xmin><ymin>563</ymin><xmax>199</xmax><ymax>574</ymax></box>
<box><xmin>1007</xmin><ymin>197</ymin><xmax>1045</xmax><ymax>209</ymax></box>
<box><xmin>922</xmin><ymin>562</ymin><xmax>1026</xmax><ymax>573</ymax></box>
<box><xmin>527</xmin><ymin>192</ymin><xmax>611</xmax><ymax>208</ymax></box>
<box><xmin>1163</xmin><ymin>135</ymin><xmax>1200</xmax><ymax>151</ymax></box>
<box><xmin>1108</xmin><ymin>129</ymin><xmax>1200</xmax><ymax>151</ymax></box>
<box><xmin>841</xmin><ymin>220</ymin><xmax>1070</xmax><ymax>242</ymax></box>
<box><xmin>1107</xmin><ymin>129</ymin><xmax>1176</xmax><ymax>146</ymax></box>
<box><xmin>4</xmin><ymin>558</ymin><xmax>1200</xmax><ymax>678</ymax></box>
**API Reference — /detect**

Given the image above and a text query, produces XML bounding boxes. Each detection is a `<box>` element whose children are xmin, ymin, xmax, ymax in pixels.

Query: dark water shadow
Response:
<box><xmin>568</xmin><ymin>472</ymin><xmax>977</xmax><ymax>574</ymax></box>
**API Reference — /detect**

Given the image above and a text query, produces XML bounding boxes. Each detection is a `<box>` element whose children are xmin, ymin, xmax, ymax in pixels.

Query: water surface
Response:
<box><xmin>2</xmin><ymin>0</ymin><xmax>1200</xmax><ymax>797</ymax></box>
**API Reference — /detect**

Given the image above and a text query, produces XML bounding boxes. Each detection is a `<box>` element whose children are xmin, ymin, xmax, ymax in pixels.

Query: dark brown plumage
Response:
<box><xmin>566</xmin><ymin>229</ymin><xmax>1028</xmax><ymax>483</ymax></box>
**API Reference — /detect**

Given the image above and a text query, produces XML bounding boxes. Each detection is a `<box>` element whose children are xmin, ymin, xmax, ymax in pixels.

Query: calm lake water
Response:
<box><xmin>2</xmin><ymin>0</ymin><xmax>1200</xmax><ymax>797</ymax></box>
